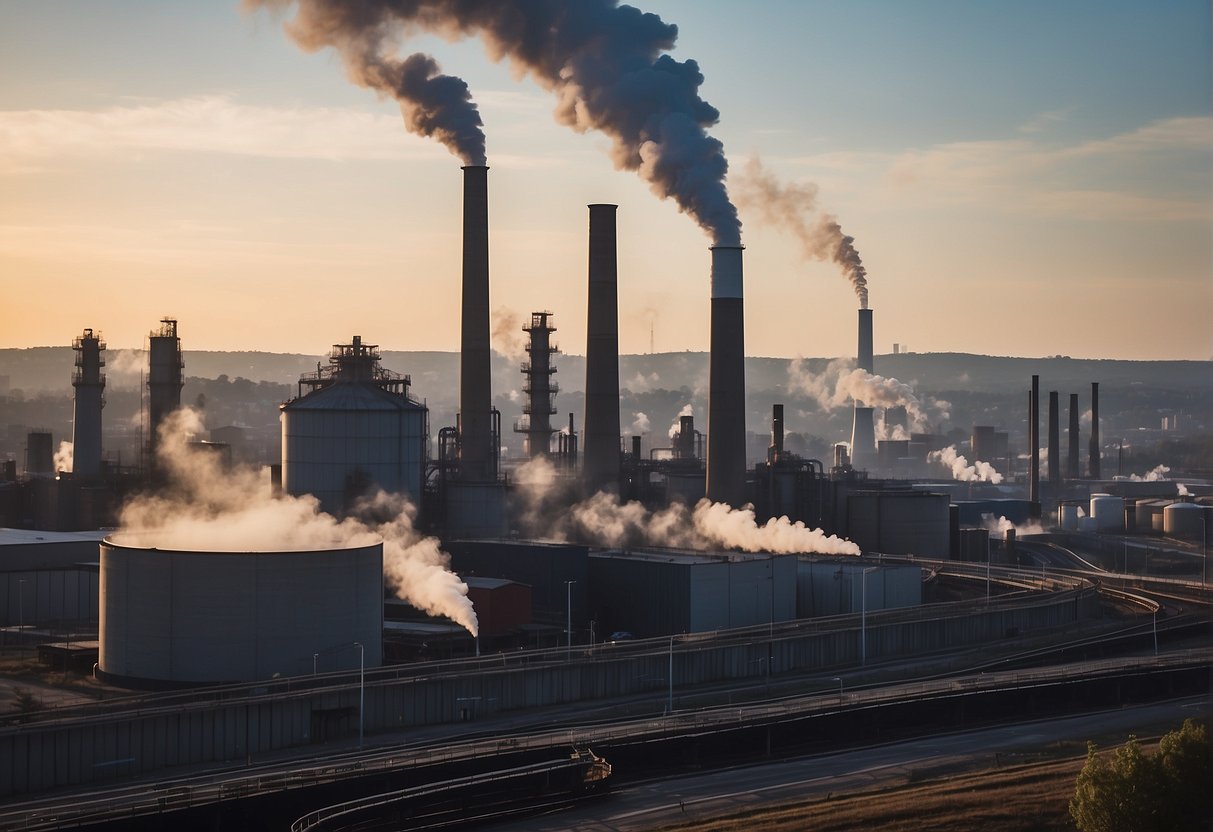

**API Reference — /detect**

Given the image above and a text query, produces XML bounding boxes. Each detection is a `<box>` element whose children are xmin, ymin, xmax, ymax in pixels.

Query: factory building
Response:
<box><xmin>795</xmin><ymin>561</ymin><xmax>922</xmax><ymax>618</ymax></box>
<box><xmin>281</xmin><ymin>336</ymin><xmax>427</xmax><ymax>517</ymax></box>
<box><xmin>99</xmin><ymin>535</ymin><xmax>383</xmax><ymax>685</ymax></box>
<box><xmin>588</xmin><ymin>550</ymin><xmax>797</xmax><ymax>638</ymax></box>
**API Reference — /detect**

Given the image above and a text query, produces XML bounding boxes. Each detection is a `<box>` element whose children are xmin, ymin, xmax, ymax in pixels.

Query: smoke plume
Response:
<box><xmin>930</xmin><ymin>445</ymin><xmax>1004</xmax><ymax>484</ymax></box>
<box><xmin>735</xmin><ymin>157</ymin><xmax>868</xmax><ymax>307</ymax></box>
<box><xmin>119</xmin><ymin>408</ymin><xmax>478</xmax><ymax>634</ymax></box>
<box><xmin>490</xmin><ymin>306</ymin><xmax>528</xmax><ymax>361</ymax></box>
<box><xmin>248</xmin><ymin>0</ymin><xmax>741</xmax><ymax>243</ymax></box>
<box><xmin>1125</xmin><ymin>464</ymin><xmax>1172</xmax><ymax>482</ymax></box>
<box><xmin>980</xmin><ymin>513</ymin><xmax>1046</xmax><ymax>538</ymax></box>
<box><xmin>668</xmin><ymin>403</ymin><xmax>694</xmax><ymax>438</ymax></box>
<box><xmin>787</xmin><ymin>357</ymin><xmax>949</xmax><ymax>431</ymax></box>
<box><xmin>630</xmin><ymin>412</ymin><xmax>651</xmax><ymax>434</ymax></box>
<box><xmin>53</xmin><ymin>441</ymin><xmax>73</xmax><ymax>474</ymax></box>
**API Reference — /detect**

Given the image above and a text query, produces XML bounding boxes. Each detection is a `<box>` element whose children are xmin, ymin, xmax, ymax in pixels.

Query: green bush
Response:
<box><xmin>1070</xmin><ymin>718</ymin><xmax>1209</xmax><ymax>832</ymax></box>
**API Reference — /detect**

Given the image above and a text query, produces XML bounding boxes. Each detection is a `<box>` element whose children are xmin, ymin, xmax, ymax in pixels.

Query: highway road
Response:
<box><xmin>489</xmin><ymin>698</ymin><xmax>1209</xmax><ymax>832</ymax></box>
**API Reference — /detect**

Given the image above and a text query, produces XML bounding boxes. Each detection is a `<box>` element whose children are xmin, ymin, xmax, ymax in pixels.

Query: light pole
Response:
<box><xmin>861</xmin><ymin>567</ymin><xmax>878</xmax><ymax>667</ymax></box>
<box><xmin>313</xmin><ymin>652</ymin><xmax>319</xmax><ymax>675</ymax></box>
<box><xmin>353</xmin><ymin>642</ymin><xmax>365</xmax><ymax>748</ymax></box>
<box><xmin>667</xmin><ymin>635</ymin><xmax>674</xmax><ymax>715</ymax></box>
<box><xmin>831</xmin><ymin>676</ymin><xmax>843</xmax><ymax>707</ymax></box>
<box><xmin>565</xmin><ymin>580</ymin><xmax>576</xmax><ymax>659</ymax></box>
<box><xmin>17</xmin><ymin>579</ymin><xmax>25</xmax><ymax>643</ymax></box>
<box><xmin>1152</xmin><ymin>610</ymin><xmax>1158</xmax><ymax>656</ymax></box>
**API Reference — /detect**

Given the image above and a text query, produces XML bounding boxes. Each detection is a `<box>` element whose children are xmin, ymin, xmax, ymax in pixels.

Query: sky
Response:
<box><xmin>0</xmin><ymin>0</ymin><xmax>1209</xmax><ymax>361</ymax></box>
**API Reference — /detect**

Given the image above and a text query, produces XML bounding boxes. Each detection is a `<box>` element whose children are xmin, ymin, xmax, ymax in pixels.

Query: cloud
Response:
<box><xmin>0</xmin><ymin>94</ymin><xmax>455</xmax><ymax>174</ymax></box>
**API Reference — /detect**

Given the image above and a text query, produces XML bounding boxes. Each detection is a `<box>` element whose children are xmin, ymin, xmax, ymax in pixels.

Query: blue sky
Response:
<box><xmin>0</xmin><ymin>1</ymin><xmax>1209</xmax><ymax>359</ymax></box>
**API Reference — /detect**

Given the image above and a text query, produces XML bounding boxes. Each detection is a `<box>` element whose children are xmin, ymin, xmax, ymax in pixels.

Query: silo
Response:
<box><xmin>1163</xmin><ymin>502</ymin><xmax>1206</xmax><ymax>541</ymax></box>
<box><xmin>99</xmin><ymin>535</ymin><xmax>383</xmax><ymax>685</ymax></box>
<box><xmin>281</xmin><ymin>336</ymin><xmax>427</xmax><ymax>517</ymax></box>
<box><xmin>25</xmin><ymin>431</ymin><xmax>54</xmax><ymax>477</ymax></box>
<box><xmin>1089</xmin><ymin>493</ymin><xmax>1124</xmax><ymax>532</ymax></box>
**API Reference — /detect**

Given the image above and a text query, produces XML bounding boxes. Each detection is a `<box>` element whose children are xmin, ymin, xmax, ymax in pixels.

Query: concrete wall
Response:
<box><xmin>796</xmin><ymin>562</ymin><xmax>922</xmax><ymax>618</ymax></box>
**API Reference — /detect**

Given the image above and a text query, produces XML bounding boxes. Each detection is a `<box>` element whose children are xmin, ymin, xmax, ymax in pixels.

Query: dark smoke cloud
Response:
<box><xmin>247</xmin><ymin>0</ymin><xmax>741</xmax><ymax>244</ymax></box>
<box><xmin>735</xmin><ymin>157</ymin><xmax>869</xmax><ymax>307</ymax></box>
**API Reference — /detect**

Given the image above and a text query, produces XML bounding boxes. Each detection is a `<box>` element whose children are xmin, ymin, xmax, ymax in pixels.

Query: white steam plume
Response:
<box><xmin>930</xmin><ymin>445</ymin><xmax>1004</xmax><ymax>484</ymax></box>
<box><xmin>734</xmin><ymin>157</ymin><xmax>868</xmax><ymax>307</ymax></box>
<box><xmin>668</xmin><ymin>403</ymin><xmax>694</xmax><ymax>438</ymax></box>
<box><xmin>788</xmin><ymin>358</ymin><xmax>949</xmax><ymax>430</ymax></box>
<box><xmin>630</xmin><ymin>412</ymin><xmax>651</xmax><ymax>434</ymax></box>
<box><xmin>980</xmin><ymin>513</ymin><xmax>1046</xmax><ymax>538</ymax></box>
<box><xmin>120</xmin><ymin>408</ymin><xmax>478</xmax><ymax>634</ymax></box>
<box><xmin>490</xmin><ymin>306</ymin><xmax>528</xmax><ymax>361</ymax></box>
<box><xmin>53</xmin><ymin>441</ymin><xmax>73</xmax><ymax>474</ymax></box>
<box><xmin>1125</xmin><ymin>464</ymin><xmax>1172</xmax><ymax>482</ymax></box>
<box><xmin>1176</xmin><ymin>483</ymin><xmax>1190</xmax><ymax>497</ymax></box>
<box><xmin>248</xmin><ymin>0</ymin><xmax>741</xmax><ymax>243</ymax></box>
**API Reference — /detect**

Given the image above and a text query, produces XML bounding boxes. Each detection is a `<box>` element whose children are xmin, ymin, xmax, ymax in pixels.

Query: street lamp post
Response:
<box><xmin>667</xmin><ymin>635</ymin><xmax>674</xmax><ymax>715</ymax></box>
<box><xmin>861</xmin><ymin>567</ymin><xmax>878</xmax><ymax>667</ymax></box>
<box><xmin>354</xmin><ymin>642</ymin><xmax>365</xmax><ymax>748</ymax></box>
<box><xmin>313</xmin><ymin>652</ymin><xmax>319</xmax><ymax>675</ymax></box>
<box><xmin>831</xmin><ymin>676</ymin><xmax>843</xmax><ymax>707</ymax></box>
<box><xmin>17</xmin><ymin>579</ymin><xmax>25</xmax><ymax>646</ymax></box>
<box><xmin>565</xmin><ymin>580</ymin><xmax>576</xmax><ymax>659</ymax></box>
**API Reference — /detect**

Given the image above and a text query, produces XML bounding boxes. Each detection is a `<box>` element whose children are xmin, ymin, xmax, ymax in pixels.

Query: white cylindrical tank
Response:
<box><xmin>99</xmin><ymin>535</ymin><xmax>383</xmax><ymax>685</ymax></box>
<box><xmin>1089</xmin><ymin>494</ymin><xmax>1124</xmax><ymax>532</ymax></box>
<box><xmin>1058</xmin><ymin>504</ymin><xmax>1080</xmax><ymax>531</ymax></box>
<box><xmin>1163</xmin><ymin>502</ymin><xmax>1205</xmax><ymax>540</ymax></box>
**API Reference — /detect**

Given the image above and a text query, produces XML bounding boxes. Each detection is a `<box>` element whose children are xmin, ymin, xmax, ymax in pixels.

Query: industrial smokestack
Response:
<box><xmin>1028</xmin><ymin>375</ymin><xmax>1039</xmax><ymax>506</ymax></box>
<box><xmin>71</xmin><ymin>328</ymin><xmax>106</xmax><ymax>479</ymax></box>
<box><xmin>1089</xmin><ymin>382</ymin><xmax>1101</xmax><ymax>479</ymax></box>
<box><xmin>582</xmin><ymin>204</ymin><xmax>621</xmax><ymax>493</ymax></box>
<box><xmin>147</xmin><ymin>318</ymin><xmax>183</xmax><ymax>464</ymax></box>
<box><xmin>1048</xmin><ymin>390</ymin><xmax>1060</xmax><ymax>492</ymax></box>
<box><xmin>849</xmin><ymin>406</ymin><xmax>876</xmax><ymax>471</ymax></box>
<box><xmin>770</xmin><ymin>403</ymin><xmax>784</xmax><ymax>462</ymax></box>
<box><xmin>857</xmin><ymin>308</ymin><xmax>874</xmax><ymax>374</ymax></box>
<box><xmin>459</xmin><ymin>165</ymin><xmax>493</xmax><ymax>482</ymax></box>
<box><xmin>706</xmin><ymin>245</ymin><xmax>746</xmax><ymax>506</ymax></box>
<box><xmin>1067</xmin><ymin>393</ymin><xmax>1080</xmax><ymax>479</ymax></box>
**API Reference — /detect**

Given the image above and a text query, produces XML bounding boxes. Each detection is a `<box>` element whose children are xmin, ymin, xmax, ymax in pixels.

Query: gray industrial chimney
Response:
<box><xmin>459</xmin><ymin>165</ymin><xmax>493</xmax><ymax>482</ymax></box>
<box><xmin>850</xmin><ymin>406</ymin><xmax>876</xmax><ymax>471</ymax></box>
<box><xmin>1089</xmin><ymin>382</ymin><xmax>1101</xmax><ymax>479</ymax></box>
<box><xmin>582</xmin><ymin>204</ymin><xmax>621</xmax><ymax>493</ymax></box>
<box><xmin>1067</xmin><ymin>392</ymin><xmax>1080</xmax><ymax>479</ymax></box>
<box><xmin>71</xmin><ymin>328</ymin><xmax>106</xmax><ymax>479</ymax></box>
<box><xmin>1048</xmin><ymin>390</ymin><xmax>1060</xmax><ymax>492</ymax></box>
<box><xmin>769</xmin><ymin>403</ymin><xmax>784</xmax><ymax>463</ymax></box>
<box><xmin>706</xmin><ymin>244</ymin><xmax>746</xmax><ymax>506</ymax></box>
<box><xmin>1028</xmin><ymin>375</ymin><xmax>1039</xmax><ymax>506</ymax></box>
<box><xmin>147</xmin><ymin>318</ymin><xmax>183</xmax><ymax>463</ymax></box>
<box><xmin>857</xmin><ymin>308</ymin><xmax>874</xmax><ymax>374</ymax></box>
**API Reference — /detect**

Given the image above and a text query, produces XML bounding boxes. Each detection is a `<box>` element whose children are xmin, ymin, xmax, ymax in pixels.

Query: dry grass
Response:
<box><xmin>658</xmin><ymin>757</ymin><xmax>1087</xmax><ymax>832</ymax></box>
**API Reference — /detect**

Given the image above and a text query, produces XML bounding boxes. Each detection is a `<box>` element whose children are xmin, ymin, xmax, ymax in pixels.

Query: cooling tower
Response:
<box><xmin>1088</xmin><ymin>382</ymin><xmax>1101</xmax><ymax>479</ymax></box>
<box><xmin>71</xmin><ymin>328</ymin><xmax>106</xmax><ymax>479</ymax></box>
<box><xmin>147</xmin><ymin>318</ymin><xmax>183</xmax><ymax>463</ymax></box>
<box><xmin>1048</xmin><ymin>390</ymin><xmax>1060</xmax><ymax>490</ymax></box>
<box><xmin>857</xmin><ymin>308</ymin><xmax>874</xmax><ymax>374</ymax></box>
<box><xmin>1068</xmin><ymin>393</ymin><xmax>1080</xmax><ymax>480</ymax></box>
<box><xmin>1028</xmin><ymin>375</ymin><xmax>1039</xmax><ymax>505</ymax></box>
<box><xmin>706</xmin><ymin>245</ymin><xmax>746</xmax><ymax>506</ymax></box>
<box><xmin>850</xmin><ymin>406</ymin><xmax>876</xmax><ymax>471</ymax></box>
<box><xmin>459</xmin><ymin>165</ymin><xmax>494</xmax><ymax>482</ymax></box>
<box><xmin>582</xmin><ymin>204</ymin><xmax>621</xmax><ymax>493</ymax></box>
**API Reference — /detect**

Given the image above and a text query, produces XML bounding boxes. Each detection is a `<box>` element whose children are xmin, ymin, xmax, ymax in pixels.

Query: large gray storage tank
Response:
<box><xmin>99</xmin><ymin>535</ymin><xmax>383</xmax><ymax>685</ymax></box>
<box><xmin>281</xmin><ymin>336</ymin><xmax>427</xmax><ymax>516</ymax></box>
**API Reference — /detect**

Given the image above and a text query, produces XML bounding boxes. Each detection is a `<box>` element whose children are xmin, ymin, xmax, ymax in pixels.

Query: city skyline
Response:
<box><xmin>1</xmin><ymin>0</ymin><xmax>1210</xmax><ymax>360</ymax></box>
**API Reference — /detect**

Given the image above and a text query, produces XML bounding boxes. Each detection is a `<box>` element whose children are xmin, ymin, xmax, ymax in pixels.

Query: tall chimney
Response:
<box><xmin>770</xmin><ymin>403</ymin><xmax>784</xmax><ymax>461</ymax></box>
<box><xmin>857</xmin><ymin>308</ymin><xmax>874</xmax><ymax>373</ymax></box>
<box><xmin>849</xmin><ymin>406</ymin><xmax>876</xmax><ymax>470</ymax></box>
<box><xmin>1088</xmin><ymin>382</ymin><xmax>1101</xmax><ymax>479</ymax></box>
<box><xmin>1048</xmin><ymin>390</ymin><xmax>1060</xmax><ymax>491</ymax></box>
<box><xmin>583</xmin><ymin>204</ymin><xmax>621</xmax><ymax>493</ymax></box>
<box><xmin>1067</xmin><ymin>393</ymin><xmax>1080</xmax><ymax>479</ymax></box>
<box><xmin>459</xmin><ymin>165</ymin><xmax>493</xmax><ymax>481</ymax></box>
<box><xmin>520</xmin><ymin>312</ymin><xmax>558</xmax><ymax>458</ymax></box>
<box><xmin>1028</xmin><ymin>375</ymin><xmax>1039</xmax><ymax>506</ymax></box>
<box><xmin>147</xmin><ymin>318</ymin><xmax>183</xmax><ymax>464</ymax></box>
<box><xmin>706</xmin><ymin>245</ymin><xmax>746</xmax><ymax>506</ymax></box>
<box><xmin>71</xmin><ymin>328</ymin><xmax>106</xmax><ymax>479</ymax></box>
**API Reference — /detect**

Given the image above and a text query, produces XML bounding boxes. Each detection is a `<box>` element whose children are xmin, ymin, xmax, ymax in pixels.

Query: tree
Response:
<box><xmin>1070</xmin><ymin>719</ymin><xmax>1209</xmax><ymax>832</ymax></box>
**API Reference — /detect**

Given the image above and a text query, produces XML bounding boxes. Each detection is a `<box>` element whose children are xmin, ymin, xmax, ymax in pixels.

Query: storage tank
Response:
<box><xmin>99</xmin><ymin>534</ymin><xmax>383</xmax><ymax>685</ymax></box>
<box><xmin>281</xmin><ymin>336</ymin><xmax>427</xmax><ymax>517</ymax></box>
<box><xmin>1058</xmin><ymin>504</ymin><xmax>1081</xmax><ymax>531</ymax></box>
<box><xmin>1163</xmin><ymin>502</ymin><xmax>1206</xmax><ymax>540</ymax></box>
<box><xmin>1089</xmin><ymin>494</ymin><xmax>1124</xmax><ymax>532</ymax></box>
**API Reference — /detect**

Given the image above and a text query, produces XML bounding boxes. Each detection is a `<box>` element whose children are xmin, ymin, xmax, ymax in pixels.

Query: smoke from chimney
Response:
<box><xmin>250</xmin><ymin>0</ymin><xmax>741</xmax><ymax>243</ymax></box>
<box><xmin>734</xmin><ymin>157</ymin><xmax>868</xmax><ymax>307</ymax></box>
